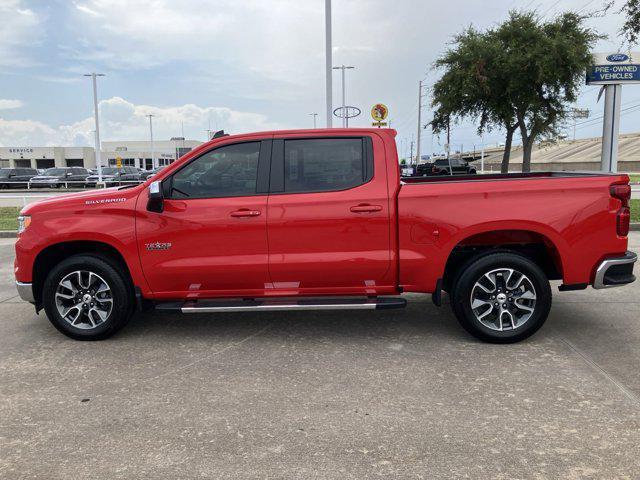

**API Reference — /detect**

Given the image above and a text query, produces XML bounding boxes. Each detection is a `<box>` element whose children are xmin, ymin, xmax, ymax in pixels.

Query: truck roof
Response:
<box><xmin>204</xmin><ymin>127</ymin><xmax>398</xmax><ymax>144</ymax></box>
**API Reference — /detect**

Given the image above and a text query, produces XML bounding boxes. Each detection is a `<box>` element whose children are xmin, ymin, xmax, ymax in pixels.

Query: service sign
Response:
<box><xmin>587</xmin><ymin>52</ymin><xmax>640</xmax><ymax>85</ymax></box>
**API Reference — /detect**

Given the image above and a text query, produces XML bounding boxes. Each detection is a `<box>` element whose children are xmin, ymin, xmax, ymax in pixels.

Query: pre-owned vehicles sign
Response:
<box><xmin>587</xmin><ymin>52</ymin><xmax>640</xmax><ymax>85</ymax></box>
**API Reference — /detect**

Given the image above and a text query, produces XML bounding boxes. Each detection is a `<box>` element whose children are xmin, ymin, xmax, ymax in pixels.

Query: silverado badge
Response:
<box><xmin>145</xmin><ymin>242</ymin><xmax>172</xmax><ymax>251</ymax></box>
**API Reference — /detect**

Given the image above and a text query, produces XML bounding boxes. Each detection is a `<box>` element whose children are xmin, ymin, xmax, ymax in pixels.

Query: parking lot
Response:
<box><xmin>0</xmin><ymin>234</ymin><xmax>639</xmax><ymax>479</ymax></box>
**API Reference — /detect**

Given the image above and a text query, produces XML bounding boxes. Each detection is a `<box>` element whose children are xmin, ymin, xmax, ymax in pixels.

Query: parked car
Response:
<box><xmin>14</xmin><ymin>128</ymin><xmax>635</xmax><ymax>343</ymax></box>
<box><xmin>416</xmin><ymin>158</ymin><xmax>477</xmax><ymax>176</ymax></box>
<box><xmin>85</xmin><ymin>167</ymin><xmax>142</xmax><ymax>187</ymax></box>
<box><xmin>0</xmin><ymin>168</ymin><xmax>38</xmax><ymax>189</ymax></box>
<box><xmin>140</xmin><ymin>166</ymin><xmax>165</xmax><ymax>181</ymax></box>
<box><xmin>29</xmin><ymin>167</ymin><xmax>91</xmax><ymax>188</ymax></box>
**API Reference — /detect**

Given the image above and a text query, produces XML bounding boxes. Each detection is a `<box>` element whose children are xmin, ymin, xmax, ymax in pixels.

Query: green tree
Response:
<box><xmin>432</xmin><ymin>11</ymin><xmax>599</xmax><ymax>173</ymax></box>
<box><xmin>601</xmin><ymin>1</ymin><xmax>640</xmax><ymax>45</ymax></box>
<box><xmin>620</xmin><ymin>0</ymin><xmax>640</xmax><ymax>43</ymax></box>
<box><xmin>431</xmin><ymin>26</ymin><xmax>519</xmax><ymax>173</ymax></box>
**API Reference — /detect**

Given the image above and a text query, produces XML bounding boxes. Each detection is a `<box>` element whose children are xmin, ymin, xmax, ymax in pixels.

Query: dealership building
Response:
<box><xmin>0</xmin><ymin>147</ymin><xmax>96</xmax><ymax>170</ymax></box>
<box><xmin>101</xmin><ymin>139</ymin><xmax>203</xmax><ymax>170</ymax></box>
<box><xmin>0</xmin><ymin>138</ymin><xmax>203</xmax><ymax>171</ymax></box>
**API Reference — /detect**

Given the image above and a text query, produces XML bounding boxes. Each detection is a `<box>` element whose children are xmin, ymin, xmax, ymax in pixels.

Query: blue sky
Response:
<box><xmin>0</xmin><ymin>0</ymin><xmax>635</xmax><ymax>157</ymax></box>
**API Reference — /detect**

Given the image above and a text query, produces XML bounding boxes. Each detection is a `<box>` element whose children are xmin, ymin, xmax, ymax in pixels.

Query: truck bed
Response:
<box><xmin>402</xmin><ymin>171</ymin><xmax>627</xmax><ymax>184</ymax></box>
<box><xmin>397</xmin><ymin>170</ymin><xmax>630</xmax><ymax>293</ymax></box>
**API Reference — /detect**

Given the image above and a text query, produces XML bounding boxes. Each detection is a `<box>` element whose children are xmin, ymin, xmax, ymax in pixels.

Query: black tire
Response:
<box><xmin>450</xmin><ymin>252</ymin><xmax>552</xmax><ymax>343</ymax></box>
<box><xmin>42</xmin><ymin>254</ymin><xmax>134</xmax><ymax>340</ymax></box>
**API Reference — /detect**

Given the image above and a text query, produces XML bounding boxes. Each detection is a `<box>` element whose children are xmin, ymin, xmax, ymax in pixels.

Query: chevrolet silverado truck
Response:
<box><xmin>14</xmin><ymin>128</ymin><xmax>636</xmax><ymax>343</ymax></box>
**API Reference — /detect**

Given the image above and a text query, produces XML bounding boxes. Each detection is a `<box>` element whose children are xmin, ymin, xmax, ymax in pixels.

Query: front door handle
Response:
<box><xmin>230</xmin><ymin>209</ymin><xmax>261</xmax><ymax>218</ymax></box>
<box><xmin>350</xmin><ymin>204</ymin><xmax>382</xmax><ymax>213</ymax></box>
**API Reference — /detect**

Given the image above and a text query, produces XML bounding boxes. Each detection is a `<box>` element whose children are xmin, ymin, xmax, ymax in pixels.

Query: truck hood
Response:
<box><xmin>20</xmin><ymin>186</ymin><xmax>141</xmax><ymax>215</ymax></box>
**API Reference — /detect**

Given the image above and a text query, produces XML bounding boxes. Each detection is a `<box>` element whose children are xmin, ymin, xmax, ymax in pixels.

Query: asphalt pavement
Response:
<box><xmin>1</xmin><ymin>235</ymin><xmax>639</xmax><ymax>479</ymax></box>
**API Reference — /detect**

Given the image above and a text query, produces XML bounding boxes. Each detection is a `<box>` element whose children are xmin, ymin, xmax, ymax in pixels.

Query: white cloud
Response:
<box><xmin>67</xmin><ymin>0</ymin><xmax>384</xmax><ymax>86</ymax></box>
<box><xmin>0</xmin><ymin>96</ymin><xmax>281</xmax><ymax>147</ymax></box>
<box><xmin>0</xmin><ymin>99</ymin><xmax>23</xmax><ymax>110</ymax></box>
<box><xmin>0</xmin><ymin>0</ymin><xmax>41</xmax><ymax>67</ymax></box>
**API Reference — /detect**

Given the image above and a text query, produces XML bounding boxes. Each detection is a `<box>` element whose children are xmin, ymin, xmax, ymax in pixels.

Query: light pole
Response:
<box><xmin>332</xmin><ymin>65</ymin><xmax>355</xmax><ymax>127</ymax></box>
<box><xmin>84</xmin><ymin>73</ymin><xmax>105</xmax><ymax>183</ymax></box>
<box><xmin>146</xmin><ymin>114</ymin><xmax>155</xmax><ymax>170</ymax></box>
<box><xmin>310</xmin><ymin>113</ymin><xmax>318</xmax><ymax>128</ymax></box>
<box><xmin>325</xmin><ymin>0</ymin><xmax>332</xmax><ymax>128</ymax></box>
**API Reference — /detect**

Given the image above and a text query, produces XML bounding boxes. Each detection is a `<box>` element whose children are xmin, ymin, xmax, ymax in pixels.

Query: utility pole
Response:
<box><xmin>416</xmin><ymin>80</ymin><xmax>426</xmax><ymax>165</ymax></box>
<box><xmin>309</xmin><ymin>113</ymin><xmax>318</xmax><ymax>128</ymax></box>
<box><xmin>333</xmin><ymin>65</ymin><xmax>355</xmax><ymax>127</ymax></box>
<box><xmin>569</xmin><ymin>107</ymin><xmax>589</xmax><ymax>141</ymax></box>
<box><xmin>409</xmin><ymin>136</ymin><xmax>415</xmax><ymax>173</ymax></box>
<box><xmin>146</xmin><ymin>114</ymin><xmax>155</xmax><ymax>170</ymax></box>
<box><xmin>84</xmin><ymin>73</ymin><xmax>105</xmax><ymax>183</ymax></box>
<box><xmin>325</xmin><ymin>0</ymin><xmax>332</xmax><ymax>128</ymax></box>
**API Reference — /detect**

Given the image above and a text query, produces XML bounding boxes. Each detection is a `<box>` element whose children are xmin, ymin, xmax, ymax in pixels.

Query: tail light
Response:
<box><xmin>611</xmin><ymin>183</ymin><xmax>631</xmax><ymax>236</ymax></box>
<box><xmin>617</xmin><ymin>207</ymin><xmax>631</xmax><ymax>237</ymax></box>
<box><xmin>610</xmin><ymin>184</ymin><xmax>631</xmax><ymax>206</ymax></box>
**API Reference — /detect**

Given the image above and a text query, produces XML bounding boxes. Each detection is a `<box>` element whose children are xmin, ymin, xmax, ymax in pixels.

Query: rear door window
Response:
<box><xmin>280</xmin><ymin>138</ymin><xmax>371</xmax><ymax>193</ymax></box>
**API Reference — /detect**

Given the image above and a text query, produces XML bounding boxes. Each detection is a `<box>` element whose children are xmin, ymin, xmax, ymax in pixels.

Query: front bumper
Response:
<box><xmin>593</xmin><ymin>251</ymin><xmax>637</xmax><ymax>289</ymax></box>
<box><xmin>16</xmin><ymin>281</ymin><xmax>35</xmax><ymax>303</ymax></box>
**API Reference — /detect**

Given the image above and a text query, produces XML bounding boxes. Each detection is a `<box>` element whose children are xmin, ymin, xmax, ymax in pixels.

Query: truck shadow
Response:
<box><xmin>122</xmin><ymin>296</ymin><xmax>472</xmax><ymax>343</ymax></box>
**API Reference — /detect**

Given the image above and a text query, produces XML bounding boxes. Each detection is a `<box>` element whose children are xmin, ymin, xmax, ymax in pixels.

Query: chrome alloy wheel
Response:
<box><xmin>55</xmin><ymin>271</ymin><xmax>113</xmax><ymax>330</ymax></box>
<box><xmin>469</xmin><ymin>268</ymin><xmax>537</xmax><ymax>331</ymax></box>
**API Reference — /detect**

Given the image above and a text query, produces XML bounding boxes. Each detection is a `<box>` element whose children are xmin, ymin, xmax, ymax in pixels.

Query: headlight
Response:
<box><xmin>18</xmin><ymin>215</ymin><xmax>31</xmax><ymax>234</ymax></box>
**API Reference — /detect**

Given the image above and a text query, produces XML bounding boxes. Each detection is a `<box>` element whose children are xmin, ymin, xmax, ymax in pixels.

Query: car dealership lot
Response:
<box><xmin>1</xmin><ymin>235</ymin><xmax>639</xmax><ymax>479</ymax></box>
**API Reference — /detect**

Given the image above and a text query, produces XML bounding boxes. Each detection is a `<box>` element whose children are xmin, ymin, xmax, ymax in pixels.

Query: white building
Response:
<box><xmin>0</xmin><ymin>147</ymin><xmax>95</xmax><ymax>170</ymax></box>
<box><xmin>0</xmin><ymin>138</ymin><xmax>203</xmax><ymax>171</ymax></box>
<box><xmin>101</xmin><ymin>138</ymin><xmax>203</xmax><ymax>170</ymax></box>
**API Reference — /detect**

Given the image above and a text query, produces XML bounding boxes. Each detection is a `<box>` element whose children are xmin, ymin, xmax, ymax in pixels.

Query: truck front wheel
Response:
<box><xmin>450</xmin><ymin>252</ymin><xmax>552</xmax><ymax>343</ymax></box>
<box><xmin>42</xmin><ymin>255</ymin><xmax>134</xmax><ymax>340</ymax></box>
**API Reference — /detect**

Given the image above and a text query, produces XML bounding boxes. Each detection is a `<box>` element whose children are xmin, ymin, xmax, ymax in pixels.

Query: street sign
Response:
<box><xmin>587</xmin><ymin>52</ymin><xmax>640</xmax><ymax>85</ymax></box>
<box><xmin>371</xmin><ymin>103</ymin><xmax>388</xmax><ymax>122</ymax></box>
<box><xmin>586</xmin><ymin>53</ymin><xmax>640</xmax><ymax>173</ymax></box>
<box><xmin>371</xmin><ymin>121</ymin><xmax>388</xmax><ymax>127</ymax></box>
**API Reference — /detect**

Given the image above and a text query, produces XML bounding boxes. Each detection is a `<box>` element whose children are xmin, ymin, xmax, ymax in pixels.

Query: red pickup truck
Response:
<box><xmin>14</xmin><ymin>128</ymin><xmax>636</xmax><ymax>343</ymax></box>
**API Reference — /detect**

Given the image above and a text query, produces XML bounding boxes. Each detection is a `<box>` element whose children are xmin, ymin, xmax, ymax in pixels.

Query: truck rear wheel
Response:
<box><xmin>450</xmin><ymin>252</ymin><xmax>552</xmax><ymax>343</ymax></box>
<box><xmin>42</xmin><ymin>255</ymin><xmax>134</xmax><ymax>340</ymax></box>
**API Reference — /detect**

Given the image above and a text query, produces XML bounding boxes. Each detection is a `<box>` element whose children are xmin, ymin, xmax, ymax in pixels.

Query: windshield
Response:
<box><xmin>0</xmin><ymin>169</ymin><xmax>9</xmax><ymax>178</ymax></box>
<box><xmin>43</xmin><ymin>168</ymin><xmax>67</xmax><ymax>176</ymax></box>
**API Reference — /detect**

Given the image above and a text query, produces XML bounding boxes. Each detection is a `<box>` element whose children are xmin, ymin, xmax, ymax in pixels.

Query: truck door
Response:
<box><xmin>266</xmin><ymin>134</ymin><xmax>394</xmax><ymax>294</ymax></box>
<box><xmin>136</xmin><ymin>139</ymin><xmax>272</xmax><ymax>298</ymax></box>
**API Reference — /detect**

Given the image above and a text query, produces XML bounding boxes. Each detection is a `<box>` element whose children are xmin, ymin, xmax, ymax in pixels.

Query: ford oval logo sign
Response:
<box><xmin>607</xmin><ymin>53</ymin><xmax>629</xmax><ymax>62</ymax></box>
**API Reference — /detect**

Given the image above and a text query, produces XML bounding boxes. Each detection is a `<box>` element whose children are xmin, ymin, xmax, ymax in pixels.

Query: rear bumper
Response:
<box><xmin>593</xmin><ymin>251</ymin><xmax>637</xmax><ymax>289</ymax></box>
<box><xmin>16</xmin><ymin>281</ymin><xmax>35</xmax><ymax>304</ymax></box>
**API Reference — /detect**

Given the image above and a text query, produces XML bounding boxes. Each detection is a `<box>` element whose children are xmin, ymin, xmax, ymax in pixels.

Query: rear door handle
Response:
<box><xmin>230</xmin><ymin>209</ymin><xmax>261</xmax><ymax>217</ymax></box>
<box><xmin>350</xmin><ymin>204</ymin><xmax>382</xmax><ymax>213</ymax></box>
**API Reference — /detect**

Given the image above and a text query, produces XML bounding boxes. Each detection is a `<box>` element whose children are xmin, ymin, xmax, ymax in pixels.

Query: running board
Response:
<box><xmin>155</xmin><ymin>297</ymin><xmax>406</xmax><ymax>313</ymax></box>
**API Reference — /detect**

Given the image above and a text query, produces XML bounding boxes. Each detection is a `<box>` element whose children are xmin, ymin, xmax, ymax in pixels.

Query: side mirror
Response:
<box><xmin>147</xmin><ymin>180</ymin><xmax>164</xmax><ymax>213</ymax></box>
